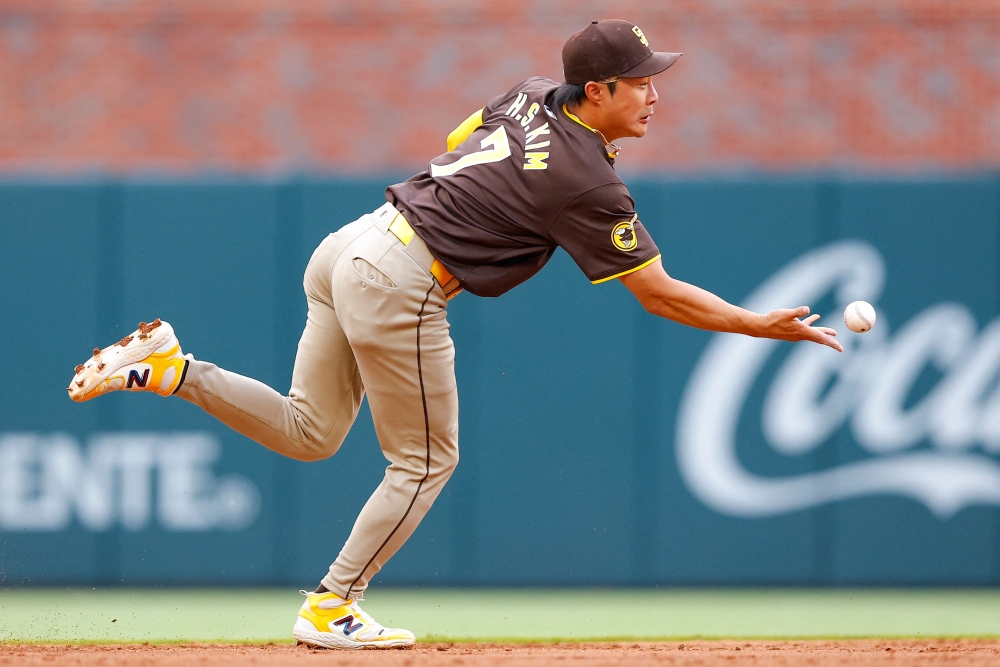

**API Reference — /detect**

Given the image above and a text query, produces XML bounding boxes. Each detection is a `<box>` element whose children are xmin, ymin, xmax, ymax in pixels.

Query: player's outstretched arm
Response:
<box><xmin>619</xmin><ymin>260</ymin><xmax>843</xmax><ymax>352</ymax></box>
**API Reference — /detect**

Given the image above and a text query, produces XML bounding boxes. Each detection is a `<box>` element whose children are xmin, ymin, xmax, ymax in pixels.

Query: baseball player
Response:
<box><xmin>68</xmin><ymin>20</ymin><xmax>842</xmax><ymax>649</ymax></box>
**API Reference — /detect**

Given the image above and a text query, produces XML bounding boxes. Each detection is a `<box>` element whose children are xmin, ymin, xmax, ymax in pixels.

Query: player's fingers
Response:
<box><xmin>802</xmin><ymin>313</ymin><xmax>821</xmax><ymax>325</ymax></box>
<box><xmin>817</xmin><ymin>337</ymin><xmax>843</xmax><ymax>352</ymax></box>
<box><xmin>815</xmin><ymin>326</ymin><xmax>838</xmax><ymax>337</ymax></box>
<box><xmin>813</xmin><ymin>330</ymin><xmax>843</xmax><ymax>352</ymax></box>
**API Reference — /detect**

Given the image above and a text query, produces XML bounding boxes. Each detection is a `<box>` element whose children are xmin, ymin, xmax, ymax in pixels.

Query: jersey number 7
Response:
<box><xmin>430</xmin><ymin>127</ymin><xmax>511</xmax><ymax>178</ymax></box>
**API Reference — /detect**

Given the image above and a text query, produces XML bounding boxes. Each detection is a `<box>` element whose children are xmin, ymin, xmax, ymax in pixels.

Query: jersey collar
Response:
<box><xmin>561</xmin><ymin>105</ymin><xmax>621</xmax><ymax>160</ymax></box>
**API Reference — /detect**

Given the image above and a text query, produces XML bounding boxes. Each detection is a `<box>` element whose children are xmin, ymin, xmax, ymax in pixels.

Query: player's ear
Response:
<box><xmin>583</xmin><ymin>81</ymin><xmax>604</xmax><ymax>104</ymax></box>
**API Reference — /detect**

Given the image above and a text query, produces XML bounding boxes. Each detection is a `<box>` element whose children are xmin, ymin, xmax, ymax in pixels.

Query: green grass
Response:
<box><xmin>1</xmin><ymin>588</ymin><xmax>999</xmax><ymax>643</ymax></box>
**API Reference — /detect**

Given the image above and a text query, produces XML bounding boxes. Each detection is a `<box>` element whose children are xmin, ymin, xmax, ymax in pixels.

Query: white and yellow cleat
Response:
<box><xmin>292</xmin><ymin>591</ymin><xmax>415</xmax><ymax>650</ymax></box>
<box><xmin>68</xmin><ymin>319</ymin><xmax>188</xmax><ymax>403</ymax></box>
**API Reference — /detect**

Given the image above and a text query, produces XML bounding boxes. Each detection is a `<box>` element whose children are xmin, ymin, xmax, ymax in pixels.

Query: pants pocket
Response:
<box><xmin>351</xmin><ymin>257</ymin><xmax>398</xmax><ymax>290</ymax></box>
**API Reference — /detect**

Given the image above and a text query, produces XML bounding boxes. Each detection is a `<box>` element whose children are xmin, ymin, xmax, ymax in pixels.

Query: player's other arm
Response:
<box><xmin>447</xmin><ymin>108</ymin><xmax>485</xmax><ymax>152</ymax></box>
<box><xmin>619</xmin><ymin>259</ymin><xmax>843</xmax><ymax>352</ymax></box>
<box><xmin>447</xmin><ymin>81</ymin><xmax>536</xmax><ymax>150</ymax></box>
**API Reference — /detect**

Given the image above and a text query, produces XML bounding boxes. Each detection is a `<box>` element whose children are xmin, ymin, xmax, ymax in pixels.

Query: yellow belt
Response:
<box><xmin>388</xmin><ymin>212</ymin><xmax>462</xmax><ymax>299</ymax></box>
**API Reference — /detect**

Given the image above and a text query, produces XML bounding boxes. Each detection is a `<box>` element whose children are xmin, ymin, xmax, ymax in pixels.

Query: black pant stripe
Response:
<box><xmin>344</xmin><ymin>283</ymin><xmax>436</xmax><ymax>598</ymax></box>
<box><xmin>172</xmin><ymin>359</ymin><xmax>190</xmax><ymax>395</ymax></box>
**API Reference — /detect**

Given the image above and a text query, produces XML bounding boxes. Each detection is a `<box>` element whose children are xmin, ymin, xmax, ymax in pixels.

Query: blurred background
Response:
<box><xmin>2</xmin><ymin>0</ymin><xmax>1000</xmax><ymax>591</ymax></box>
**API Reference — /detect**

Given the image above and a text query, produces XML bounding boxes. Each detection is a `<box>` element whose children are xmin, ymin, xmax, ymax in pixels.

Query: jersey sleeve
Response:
<box><xmin>548</xmin><ymin>183</ymin><xmax>661</xmax><ymax>284</ymax></box>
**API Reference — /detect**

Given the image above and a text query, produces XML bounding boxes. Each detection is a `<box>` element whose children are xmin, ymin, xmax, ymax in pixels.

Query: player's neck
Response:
<box><xmin>563</xmin><ymin>103</ymin><xmax>622</xmax><ymax>158</ymax></box>
<box><xmin>565</xmin><ymin>102</ymin><xmax>609</xmax><ymax>136</ymax></box>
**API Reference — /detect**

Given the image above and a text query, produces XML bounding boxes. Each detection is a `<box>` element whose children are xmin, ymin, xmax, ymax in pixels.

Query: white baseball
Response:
<box><xmin>844</xmin><ymin>300</ymin><xmax>877</xmax><ymax>333</ymax></box>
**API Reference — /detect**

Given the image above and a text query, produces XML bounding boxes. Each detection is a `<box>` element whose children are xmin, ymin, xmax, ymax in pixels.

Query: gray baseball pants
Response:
<box><xmin>175</xmin><ymin>204</ymin><xmax>459</xmax><ymax>599</ymax></box>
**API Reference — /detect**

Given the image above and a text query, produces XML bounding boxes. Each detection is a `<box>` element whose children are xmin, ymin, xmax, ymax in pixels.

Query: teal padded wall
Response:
<box><xmin>1</xmin><ymin>176</ymin><xmax>998</xmax><ymax>586</ymax></box>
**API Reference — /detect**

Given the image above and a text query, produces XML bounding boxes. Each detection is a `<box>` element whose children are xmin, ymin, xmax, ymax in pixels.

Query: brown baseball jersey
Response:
<box><xmin>386</xmin><ymin>76</ymin><xmax>661</xmax><ymax>298</ymax></box>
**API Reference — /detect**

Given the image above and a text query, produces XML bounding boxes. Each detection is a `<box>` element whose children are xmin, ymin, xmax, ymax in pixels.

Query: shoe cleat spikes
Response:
<box><xmin>117</xmin><ymin>335</ymin><xmax>133</xmax><ymax>347</ymax></box>
<box><xmin>76</xmin><ymin>380</ymin><xmax>84</xmax><ymax>387</ymax></box>
<box><xmin>75</xmin><ymin>365</ymin><xmax>85</xmax><ymax>374</ymax></box>
<box><xmin>137</xmin><ymin>319</ymin><xmax>162</xmax><ymax>341</ymax></box>
<box><xmin>93</xmin><ymin>348</ymin><xmax>101</xmax><ymax>357</ymax></box>
<box><xmin>97</xmin><ymin>362</ymin><xmax>106</xmax><ymax>371</ymax></box>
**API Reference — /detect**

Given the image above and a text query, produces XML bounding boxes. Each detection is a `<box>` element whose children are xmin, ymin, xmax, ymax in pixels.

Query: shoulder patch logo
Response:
<box><xmin>632</xmin><ymin>26</ymin><xmax>649</xmax><ymax>47</ymax></box>
<box><xmin>612</xmin><ymin>216</ymin><xmax>638</xmax><ymax>252</ymax></box>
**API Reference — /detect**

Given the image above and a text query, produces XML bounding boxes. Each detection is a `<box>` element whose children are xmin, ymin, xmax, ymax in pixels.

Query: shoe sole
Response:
<box><xmin>292</xmin><ymin>618</ymin><xmax>414</xmax><ymax>650</ymax></box>
<box><xmin>68</xmin><ymin>320</ymin><xmax>177</xmax><ymax>402</ymax></box>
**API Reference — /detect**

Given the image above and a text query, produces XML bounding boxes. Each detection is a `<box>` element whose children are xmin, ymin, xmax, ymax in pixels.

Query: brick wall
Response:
<box><xmin>1</xmin><ymin>0</ymin><xmax>999</xmax><ymax>174</ymax></box>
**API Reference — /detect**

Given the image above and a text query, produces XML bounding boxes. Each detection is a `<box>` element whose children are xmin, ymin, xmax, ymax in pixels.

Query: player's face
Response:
<box><xmin>605</xmin><ymin>76</ymin><xmax>658</xmax><ymax>140</ymax></box>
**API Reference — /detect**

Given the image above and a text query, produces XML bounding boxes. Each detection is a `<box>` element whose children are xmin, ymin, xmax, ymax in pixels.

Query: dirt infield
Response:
<box><xmin>2</xmin><ymin>641</ymin><xmax>999</xmax><ymax>666</ymax></box>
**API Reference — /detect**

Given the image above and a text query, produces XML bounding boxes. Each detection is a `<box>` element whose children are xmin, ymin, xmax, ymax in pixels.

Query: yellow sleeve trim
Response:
<box><xmin>591</xmin><ymin>254</ymin><xmax>661</xmax><ymax>284</ymax></box>
<box><xmin>447</xmin><ymin>108</ymin><xmax>485</xmax><ymax>152</ymax></box>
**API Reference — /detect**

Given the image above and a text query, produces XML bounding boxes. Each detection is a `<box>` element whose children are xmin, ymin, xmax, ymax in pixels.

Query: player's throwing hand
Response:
<box><xmin>759</xmin><ymin>306</ymin><xmax>843</xmax><ymax>353</ymax></box>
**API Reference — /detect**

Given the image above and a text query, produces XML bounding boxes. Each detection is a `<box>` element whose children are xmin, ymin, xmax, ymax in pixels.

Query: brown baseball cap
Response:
<box><xmin>562</xmin><ymin>20</ymin><xmax>681</xmax><ymax>85</ymax></box>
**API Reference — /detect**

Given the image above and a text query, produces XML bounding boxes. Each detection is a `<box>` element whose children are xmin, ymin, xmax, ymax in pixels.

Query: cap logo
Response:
<box><xmin>632</xmin><ymin>26</ymin><xmax>649</xmax><ymax>47</ymax></box>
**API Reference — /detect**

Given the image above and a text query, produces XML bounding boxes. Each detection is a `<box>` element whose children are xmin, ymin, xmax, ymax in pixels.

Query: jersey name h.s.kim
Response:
<box><xmin>387</xmin><ymin>77</ymin><xmax>661</xmax><ymax>298</ymax></box>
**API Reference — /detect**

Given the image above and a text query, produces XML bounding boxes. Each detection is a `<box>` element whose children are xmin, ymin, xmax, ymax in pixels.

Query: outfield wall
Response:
<box><xmin>1</xmin><ymin>176</ymin><xmax>999</xmax><ymax>586</ymax></box>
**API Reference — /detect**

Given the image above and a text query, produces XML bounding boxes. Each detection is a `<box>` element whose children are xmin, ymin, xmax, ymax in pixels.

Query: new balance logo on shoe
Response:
<box><xmin>126</xmin><ymin>369</ymin><xmax>150</xmax><ymax>388</ymax></box>
<box><xmin>332</xmin><ymin>615</ymin><xmax>364</xmax><ymax>636</ymax></box>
